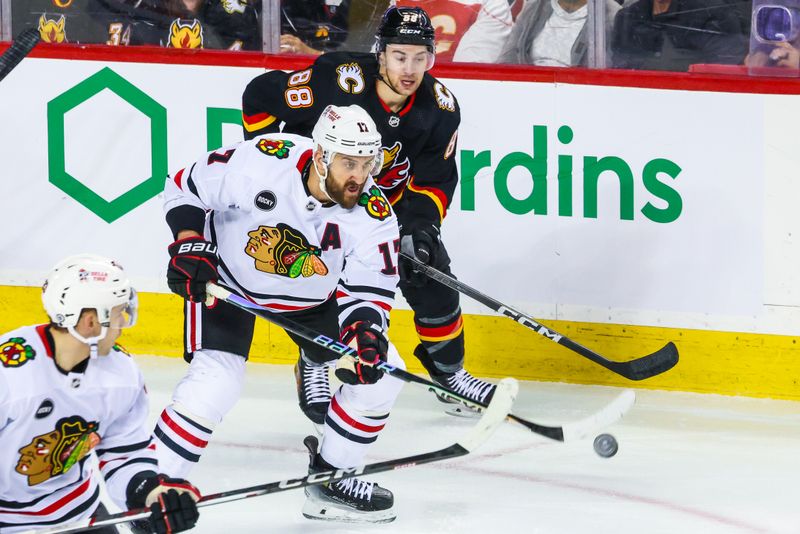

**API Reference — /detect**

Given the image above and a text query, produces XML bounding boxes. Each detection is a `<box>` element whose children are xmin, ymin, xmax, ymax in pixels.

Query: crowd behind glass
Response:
<box><xmin>1</xmin><ymin>0</ymin><xmax>797</xmax><ymax>75</ymax></box>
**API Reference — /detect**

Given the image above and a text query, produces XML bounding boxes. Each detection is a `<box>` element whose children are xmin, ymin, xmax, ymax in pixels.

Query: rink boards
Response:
<box><xmin>1</xmin><ymin>285</ymin><xmax>798</xmax><ymax>400</ymax></box>
<box><xmin>1</xmin><ymin>48</ymin><xmax>799</xmax><ymax>400</ymax></box>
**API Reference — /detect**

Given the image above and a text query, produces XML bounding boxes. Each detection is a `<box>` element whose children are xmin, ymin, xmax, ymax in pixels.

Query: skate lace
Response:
<box><xmin>446</xmin><ymin>369</ymin><xmax>494</xmax><ymax>403</ymax></box>
<box><xmin>302</xmin><ymin>362</ymin><xmax>331</xmax><ymax>403</ymax></box>
<box><xmin>334</xmin><ymin>478</ymin><xmax>374</xmax><ymax>501</ymax></box>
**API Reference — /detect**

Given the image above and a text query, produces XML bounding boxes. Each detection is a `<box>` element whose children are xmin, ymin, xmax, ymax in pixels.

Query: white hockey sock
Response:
<box><xmin>153</xmin><ymin>405</ymin><xmax>215</xmax><ymax>479</ymax></box>
<box><xmin>320</xmin><ymin>391</ymin><xmax>389</xmax><ymax>467</ymax></box>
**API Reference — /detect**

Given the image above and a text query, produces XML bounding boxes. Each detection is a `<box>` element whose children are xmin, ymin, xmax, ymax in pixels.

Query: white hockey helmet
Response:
<box><xmin>311</xmin><ymin>104</ymin><xmax>383</xmax><ymax>178</ymax></box>
<box><xmin>42</xmin><ymin>254</ymin><xmax>137</xmax><ymax>331</ymax></box>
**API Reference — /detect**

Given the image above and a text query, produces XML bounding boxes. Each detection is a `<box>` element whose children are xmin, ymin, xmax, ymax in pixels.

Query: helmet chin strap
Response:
<box><xmin>314</xmin><ymin>152</ymin><xmax>336</xmax><ymax>203</ymax></box>
<box><xmin>67</xmin><ymin>325</ymin><xmax>108</xmax><ymax>359</ymax></box>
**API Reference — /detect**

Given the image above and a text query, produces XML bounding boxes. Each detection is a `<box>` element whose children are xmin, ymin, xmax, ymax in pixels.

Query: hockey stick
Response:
<box><xmin>400</xmin><ymin>253</ymin><xmax>679</xmax><ymax>381</ymax></box>
<box><xmin>206</xmin><ymin>283</ymin><xmax>635</xmax><ymax>443</ymax></box>
<box><xmin>27</xmin><ymin>378</ymin><xmax>518</xmax><ymax>534</ymax></box>
<box><xmin>0</xmin><ymin>28</ymin><xmax>40</xmax><ymax>83</ymax></box>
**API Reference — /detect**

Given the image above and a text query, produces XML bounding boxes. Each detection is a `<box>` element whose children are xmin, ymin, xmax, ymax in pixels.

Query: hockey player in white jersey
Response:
<box><xmin>0</xmin><ymin>254</ymin><xmax>200</xmax><ymax>533</ymax></box>
<box><xmin>156</xmin><ymin>104</ymin><xmax>404</xmax><ymax>522</ymax></box>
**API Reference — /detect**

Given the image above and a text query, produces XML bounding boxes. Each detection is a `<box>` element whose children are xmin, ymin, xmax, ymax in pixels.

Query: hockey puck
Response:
<box><xmin>593</xmin><ymin>433</ymin><xmax>618</xmax><ymax>458</ymax></box>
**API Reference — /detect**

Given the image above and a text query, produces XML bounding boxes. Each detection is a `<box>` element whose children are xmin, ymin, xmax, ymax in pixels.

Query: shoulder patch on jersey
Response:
<box><xmin>336</xmin><ymin>63</ymin><xmax>366</xmax><ymax>94</ymax></box>
<box><xmin>358</xmin><ymin>186</ymin><xmax>392</xmax><ymax>221</ymax></box>
<box><xmin>0</xmin><ymin>337</ymin><xmax>36</xmax><ymax>368</ymax></box>
<box><xmin>256</xmin><ymin>138</ymin><xmax>295</xmax><ymax>159</ymax></box>
<box><xmin>16</xmin><ymin>416</ymin><xmax>100</xmax><ymax>486</ymax></box>
<box><xmin>245</xmin><ymin>223</ymin><xmax>329</xmax><ymax>278</ymax></box>
<box><xmin>433</xmin><ymin>82</ymin><xmax>456</xmax><ymax>112</ymax></box>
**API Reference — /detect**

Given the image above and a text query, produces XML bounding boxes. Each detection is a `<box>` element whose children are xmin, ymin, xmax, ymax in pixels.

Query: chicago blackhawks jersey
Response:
<box><xmin>0</xmin><ymin>325</ymin><xmax>156</xmax><ymax>532</ymax></box>
<box><xmin>164</xmin><ymin>134</ymin><xmax>400</xmax><ymax>329</ymax></box>
<box><xmin>242</xmin><ymin>52</ymin><xmax>461</xmax><ymax>228</ymax></box>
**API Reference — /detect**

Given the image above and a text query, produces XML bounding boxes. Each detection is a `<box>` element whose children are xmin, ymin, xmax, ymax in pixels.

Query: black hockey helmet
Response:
<box><xmin>375</xmin><ymin>6</ymin><xmax>436</xmax><ymax>54</ymax></box>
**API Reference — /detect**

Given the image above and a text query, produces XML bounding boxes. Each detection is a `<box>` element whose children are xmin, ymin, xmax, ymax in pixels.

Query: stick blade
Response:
<box><xmin>561</xmin><ymin>388</ymin><xmax>636</xmax><ymax>442</ymax></box>
<box><xmin>613</xmin><ymin>341</ymin><xmax>679</xmax><ymax>381</ymax></box>
<box><xmin>457</xmin><ymin>377</ymin><xmax>518</xmax><ymax>452</ymax></box>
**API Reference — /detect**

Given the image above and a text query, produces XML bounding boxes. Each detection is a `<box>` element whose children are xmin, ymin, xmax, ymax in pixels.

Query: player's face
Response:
<box><xmin>16</xmin><ymin>431</ymin><xmax>59</xmax><ymax>482</ymax></box>
<box><xmin>96</xmin><ymin>304</ymin><xmax>127</xmax><ymax>356</ymax></box>
<box><xmin>326</xmin><ymin>154</ymin><xmax>376</xmax><ymax>209</ymax></box>
<box><xmin>381</xmin><ymin>44</ymin><xmax>430</xmax><ymax>95</ymax></box>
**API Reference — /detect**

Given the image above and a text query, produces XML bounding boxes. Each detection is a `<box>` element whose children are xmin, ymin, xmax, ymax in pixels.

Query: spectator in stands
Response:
<box><xmin>610</xmin><ymin>0</ymin><xmax>747</xmax><ymax>71</ymax></box>
<box><xmin>498</xmin><ymin>0</ymin><xmax>620</xmax><ymax>66</ymax></box>
<box><xmin>86</xmin><ymin>0</ymin><xmax>261</xmax><ymax>50</ymax></box>
<box><xmin>279</xmin><ymin>0</ymin><xmax>351</xmax><ymax>55</ymax></box>
<box><xmin>746</xmin><ymin>40</ymin><xmax>800</xmax><ymax>68</ymax></box>
<box><xmin>396</xmin><ymin>0</ymin><xmax>513</xmax><ymax>63</ymax></box>
<box><xmin>745</xmin><ymin>2</ymin><xmax>800</xmax><ymax>71</ymax></box>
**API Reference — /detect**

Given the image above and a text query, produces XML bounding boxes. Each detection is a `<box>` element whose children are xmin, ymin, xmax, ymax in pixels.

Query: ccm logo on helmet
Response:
<box><xmin>178</xmin><ymin>242</ymin><xmax>218</xmax><ymax>255</ymax></box>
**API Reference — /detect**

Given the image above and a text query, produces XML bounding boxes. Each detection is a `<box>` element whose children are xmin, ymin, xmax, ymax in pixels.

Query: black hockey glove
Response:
<box><xmin>127</xmin><ymin>473</ymin><xmax>201</xmax><ymax>534</ymax></box>
<box><xmin>336</xmin><ymin>321</ymin><xmax>388</xmax><ymax>385</ymax></box>
<box><xmin>167</xmin><ymin>236</ymin><xmax>218</xmax><ymax>304</ymax></box>
<box><xmin>399</xmin><ymin>221</ymin><xmax>440</xmax><ymax>287</ymax></box>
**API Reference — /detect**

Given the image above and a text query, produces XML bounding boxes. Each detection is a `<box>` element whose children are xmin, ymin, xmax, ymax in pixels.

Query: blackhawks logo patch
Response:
<box><xmin>245</xmin><ymin>223</ymin><xmax>329</xmax><ymax>278</ymax></box>
<box><xmin>256</xmin><ymin>139</ymin><xmax>294</xmax><ymax>159</ymax></box>
<box><xmin>16</xmin><ymin>416</ymin><xmax>100</xmax><ymax>486</ymax></box>
<box><xmin>358</xmin><ymin>186</ymin><xmax>391</xmax><ymax>221</ymax></box>
<box><xmin>1</xmin><ymin>337</ymin><xmax>36</xmax><ymax>368</ymax></box>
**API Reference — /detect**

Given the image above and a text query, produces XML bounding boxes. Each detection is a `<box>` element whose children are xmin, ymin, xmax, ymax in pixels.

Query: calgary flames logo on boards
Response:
<box><xmin>374</xmin><ymin>142</ymin><xmax>411</xmax><ymax>191</ymax></box>
<box><xmin>169</xmin><ymin>19</ymin><xmax>203</xmax><ymax>49</ymax></box>
<box><xmin>38</xmin><ymin>14</ymin><xmax>66</xmax><ymax>43</ymax></box>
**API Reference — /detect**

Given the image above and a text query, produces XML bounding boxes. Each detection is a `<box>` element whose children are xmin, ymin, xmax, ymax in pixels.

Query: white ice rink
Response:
<box><xmin>123</xmin><ymin>355</ymin><xmax>800</xmax><ymax>534</ymax></box>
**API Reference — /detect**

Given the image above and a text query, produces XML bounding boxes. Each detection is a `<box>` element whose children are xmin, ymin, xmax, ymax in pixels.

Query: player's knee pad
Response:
<box><xmin>171</xmin><ymin>349</ymin><xmax>246</xmax><ymax>424</ymax></box>
<box><xmin>337</xmin><ymin>342</ymin><xmax>405</xmax><ymax>415</ymax></box>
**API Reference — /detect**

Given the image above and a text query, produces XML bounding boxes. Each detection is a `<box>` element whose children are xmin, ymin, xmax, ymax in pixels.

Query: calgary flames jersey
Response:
<box><xmin>164</xmin><ymin>134</ymin><xmax>400</xmax><ymax>329</ymax></box>
<box><xmin>242</xmin><ymin>52</ymin><xmax>461</xmax><ymax>228</ymax></box>
<box><xmin>0</xmin><ymin>325</ymin><xmax>155</xmax><ymax>532</ymax></box>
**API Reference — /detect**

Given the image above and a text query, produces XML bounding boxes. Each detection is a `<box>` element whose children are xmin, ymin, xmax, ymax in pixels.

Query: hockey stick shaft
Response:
<box><xmin>206</xmin><ymin>283</ymin><xmax>633</xmax><ymax>442</ymax></box>
<box><xmin>400</xmin><ymin>253</ymin><xmax>678</xmax><ymax>381</ymax></box>
<box><xmin>31</xmin><ymin>379</ymin><xmax>517</xmax><ymax>534</ymax></box>
<box><xmin>207</xmin><ymin>283</ymin><xmax>568</xmax><ymax>440</ymax></box>
<box><xmin>0</xmin><ymin>28</ymin><xmax>40</xmax><ymax>82</ymax></box>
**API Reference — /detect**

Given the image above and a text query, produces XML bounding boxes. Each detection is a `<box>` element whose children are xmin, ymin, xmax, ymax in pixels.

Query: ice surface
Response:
<box><xmin>116</xmin><ymin>355</ymin><xmax>800</xmax><ymax>534</ymax></box>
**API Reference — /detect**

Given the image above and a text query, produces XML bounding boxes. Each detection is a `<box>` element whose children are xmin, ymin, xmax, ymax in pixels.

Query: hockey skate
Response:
<box><xmin>415</xmin><ymin>345</ymin><xmax>496</xmax><ymax>417</ymax></box>
<box><xmin>295</xmin><ymin>352</ymin><xmax>332</xmax><ymax>429</ymax></box>
<box><xmin>301</xmin><ymin>436</ymin><xmax>396</xmax><ymax>523</ymax></box>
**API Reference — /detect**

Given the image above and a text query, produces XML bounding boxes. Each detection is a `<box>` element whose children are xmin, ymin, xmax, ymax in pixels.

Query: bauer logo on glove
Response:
<box><xmin>167</xmin><ymin>236</ymin><xmax>219</xmax><ymax>304</ymax></box>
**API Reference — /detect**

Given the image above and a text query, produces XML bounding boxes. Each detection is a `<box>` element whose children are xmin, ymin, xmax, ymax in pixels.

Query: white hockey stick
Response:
<box><xmin>208</xmin><ymin>282</ymin><xmax>636</xmax><ymax>442</ymax></box>
<box><xmin>26</xmin><ymin>379</ymin><xmax>517</xmax><ymax>534</ymax></box>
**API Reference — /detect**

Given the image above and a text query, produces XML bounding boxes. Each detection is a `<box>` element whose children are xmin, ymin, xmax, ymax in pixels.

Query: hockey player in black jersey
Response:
<box><xmin>242</xmin><ymin>6</ymin><xmax>496</xmax><ymax>419</ymax></box>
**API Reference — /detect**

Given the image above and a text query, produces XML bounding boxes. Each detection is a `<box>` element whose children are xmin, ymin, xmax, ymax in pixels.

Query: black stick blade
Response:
<box><xmin>609</xmin><ymin>341</ymin><xmax>679</xmax><ymax>381</ymax></box>
<box><xmin>0</xmin><ymin>28</ymin><xmax>41</xmax><ymax>82</ymax></box>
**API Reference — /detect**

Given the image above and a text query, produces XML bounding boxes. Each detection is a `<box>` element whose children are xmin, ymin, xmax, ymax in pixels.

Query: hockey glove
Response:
<box><xmin>399</xmin><ymin>222</ymin><xmax>440</xmax><ymax>287</ymax></box>
<box><xmin>336</xmin><ymin>321</ymin><xmax>388</xmax><ymax>385</ymax></box>
<box><xmin>167</xmin><ymin>236</ymin><xmax>218</xmax><ymax>304</ymax></box>
<box><xmin>127</xmin><ymin>473</ymin><xmax>201</xmax><ymax>534</ymax></box>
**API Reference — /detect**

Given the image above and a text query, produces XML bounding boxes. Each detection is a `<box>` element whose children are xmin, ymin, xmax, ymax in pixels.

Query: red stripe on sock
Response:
<box><xmin>160</xmin><ymin>410</ymin><xmax>209</xmax><ymax>448</ymax></box>
<box><xmin>330</xmin><ymin>395</ymin><xmax>385</xmax><ymax>433</ymax></box>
